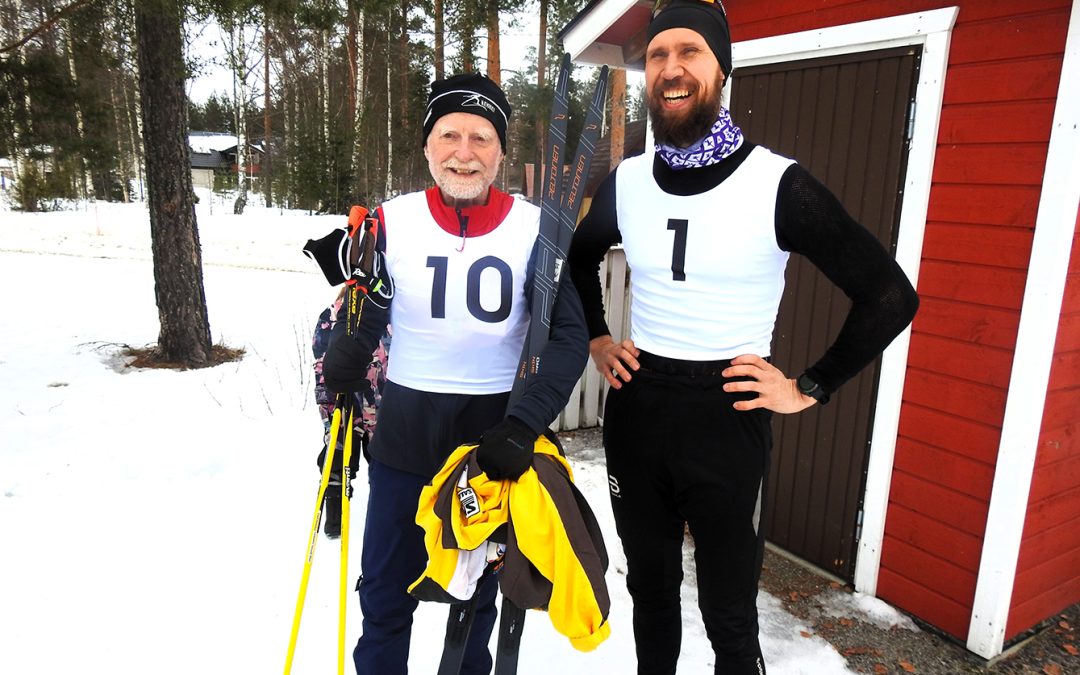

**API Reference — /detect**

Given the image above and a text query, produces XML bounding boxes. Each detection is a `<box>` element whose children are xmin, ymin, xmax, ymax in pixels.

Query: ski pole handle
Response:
<box><xmin>346</xmin><ymin>205</ymin><xmax>379</xmax><ymax>275</ymax></box>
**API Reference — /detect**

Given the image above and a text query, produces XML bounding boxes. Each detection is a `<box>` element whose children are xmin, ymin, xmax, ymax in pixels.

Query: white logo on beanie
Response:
<box><xmin>462</xmin><ymin>93</ymin><xmax>498</xmax><ymax>115</ymax></box>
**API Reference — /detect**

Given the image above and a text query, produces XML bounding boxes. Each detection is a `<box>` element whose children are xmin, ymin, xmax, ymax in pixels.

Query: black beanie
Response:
<box><xmin>648</xmin><ymin>0</ymin><xmax>733</xmax><ymax>78</ymax></box>
<box><xmin>422</xmin><ymin>73</ymin><xmax>512</xmax><ymax>151</ymax></box>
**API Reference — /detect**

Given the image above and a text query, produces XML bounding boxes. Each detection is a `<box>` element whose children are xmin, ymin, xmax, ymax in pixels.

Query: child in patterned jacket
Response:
<box><xmin>312</xmin><ymin>288</ymin><xmax>391</xmax><ymax>538</ymax></box>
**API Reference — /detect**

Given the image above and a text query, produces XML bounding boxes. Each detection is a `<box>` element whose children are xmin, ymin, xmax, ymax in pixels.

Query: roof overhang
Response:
<box><xmin>558</xmin><ymin>0</ymin><xmax>653</xmax><ymax>70</ymax></box>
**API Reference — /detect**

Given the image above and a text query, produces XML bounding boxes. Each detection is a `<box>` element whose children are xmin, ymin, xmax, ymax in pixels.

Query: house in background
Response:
<box><xmin>561</xmin><ymin>0</ymin><xmax>1080</xmax><ymax>660</ymax></box>
<box><xmin>188</xmin><ymin>132</ymin><xmax>264</xmax><ymax>193</ymax></box>
<box><xmin>0</xmin><ymin>157</ymin><xmax>14</xmax><ymax>191</ymax></box>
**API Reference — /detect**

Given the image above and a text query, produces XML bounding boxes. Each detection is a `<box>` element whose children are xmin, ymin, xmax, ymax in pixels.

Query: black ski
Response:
<box><xmin>434</xmin><ymin>577</ymin><xmax>485</xmax><ymax>675</ymax></box>
<box><xmin>558</xmin><ymin>65</ymin><xmax>609</xmax><ymax>259</ymax></box>
<box><xmin>510</xmin><ymin>52</ymin><xmax>574</xmax><ymax>404</ymax></box>
<box><xmin>493</xmin><ymin>60</ymin><xmax>609</xmax><ymax>675</ymax></box>
<box><xmin>433</xmin><ymin>55</ymin><xmax>609</xmax><ymax>675</ymax></box>
<box><xmin>435</xmin><ymin>55</ymin><xmax>574</xmax><ymax>675</ymax></box>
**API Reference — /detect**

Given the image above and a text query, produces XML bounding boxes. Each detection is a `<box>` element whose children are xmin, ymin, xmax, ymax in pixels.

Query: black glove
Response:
<box><xmin>323</xmin><ymin>332</ymin><xmax>374</xmax><ymax>395</ymax></box>
<box><xmin>475</xmin><ymin>417</ymin><xmax>538</xmax><ymax>481</ymax></box>
<box><xmin>349</xmin><ymin>250</ymin><xmax>394</xmax><ymax>310</ymax></box>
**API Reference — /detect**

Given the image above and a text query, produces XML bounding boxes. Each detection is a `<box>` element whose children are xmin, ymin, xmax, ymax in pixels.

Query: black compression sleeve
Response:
<box><xmin>567</xmin><ymin>171</ymin><xmax>621</xmax><ymax>340</ymax></box>
<box><xmin>774</xmin><ymin>165</ymin><xmax>919</xmax><ymax>395</ymax></box>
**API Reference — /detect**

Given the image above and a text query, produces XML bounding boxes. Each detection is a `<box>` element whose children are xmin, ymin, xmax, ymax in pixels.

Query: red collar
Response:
<box><xmin>425</xmin><ymin>186</ymin><xmax>515</xmax><ymax>238</ymax></box>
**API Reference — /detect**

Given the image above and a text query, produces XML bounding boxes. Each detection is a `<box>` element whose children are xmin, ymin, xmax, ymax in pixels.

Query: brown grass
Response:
<box><xmin>122</xmin><ymin>343</ymin><xmax>246</xmax><ymax>370</ymax></box>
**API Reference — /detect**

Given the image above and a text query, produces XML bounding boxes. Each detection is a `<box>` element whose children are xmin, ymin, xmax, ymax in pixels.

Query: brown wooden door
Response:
<box><xmin>729</xmin><ymin>46</ymin><xmax>920</xmax><ymax>580</ymax></box>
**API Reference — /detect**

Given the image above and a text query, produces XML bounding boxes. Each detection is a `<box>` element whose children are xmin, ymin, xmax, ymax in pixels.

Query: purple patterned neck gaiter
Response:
<box><xmin>656</xmin><ymin>107</ymin><xmax>744</xmax><ymax>170</ymax></box>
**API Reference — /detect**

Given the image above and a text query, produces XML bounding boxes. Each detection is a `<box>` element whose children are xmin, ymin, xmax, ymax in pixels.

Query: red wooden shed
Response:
<box><xmin>561</xmin><ymin>0</ymin><xmax>1080</xmax><ymax>659</ymax></box>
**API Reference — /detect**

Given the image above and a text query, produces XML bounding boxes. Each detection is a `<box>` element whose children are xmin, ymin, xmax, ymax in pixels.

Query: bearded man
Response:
<box><xmin>322</xmin><ymin>72</ymin><xmax>588</xmax><ymax>675</ymax></box>
<box><xmin>567</xmin><ymin>2</ymin><xmax>919</xmax><ymax>673</ymax></box>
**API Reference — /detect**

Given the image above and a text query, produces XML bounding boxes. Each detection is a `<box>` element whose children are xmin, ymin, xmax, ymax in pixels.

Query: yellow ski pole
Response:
<box><xmin>284</xmin><ymin>399</ymin><xmax>343</xmax><ymax>675</ymax></box>
<box><xmin>338</xmin><ymin>405</ymin><xmax>355</xmax><ymax>675</ymax></box>
<box><xmin>336</xmin><ymin>279</ymin><xmax>366</xmax><ymax>674</ymax></box>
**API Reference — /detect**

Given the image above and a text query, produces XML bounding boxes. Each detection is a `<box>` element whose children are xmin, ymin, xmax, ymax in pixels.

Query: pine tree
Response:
<box><xmin>134</xmin><ymin>0</ymin><xmax>213</xmax><ymax>365</ymax></box>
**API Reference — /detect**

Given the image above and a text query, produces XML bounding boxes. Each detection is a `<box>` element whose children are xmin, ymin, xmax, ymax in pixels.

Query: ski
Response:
<box><xmin>558</xmin><ymin>65</ymin><xmax>609</xmax><ymax>259</ymax></box>
<box><xmin>511</xmin><ymin>51</ymin><xmax>574</xmax><ymax>403</ymax></box>
<box><xmin>493</xmin><ymin>61</ymin><xmax>609</xmax><ymax>675</ymax></box>
<box><xmin>434</xmin><ymin>566</ymin><xmax>493</xmax><ymax>675</ymax></box>
<box><xmin>493</xmin><ymin>595</ymin><xmax>526</xmax><ymax>675</ymax></box>
<box><xmin>436</xmin><ymin>54</ymin><xmax>574</xmax><ymax>675</ymax></box>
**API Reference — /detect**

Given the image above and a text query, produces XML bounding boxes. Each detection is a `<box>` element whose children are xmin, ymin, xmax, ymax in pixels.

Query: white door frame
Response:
<box><xmin>727</xmin><ymin>7</ymin><xmax>958</xmax><ymax>595</ymax></box>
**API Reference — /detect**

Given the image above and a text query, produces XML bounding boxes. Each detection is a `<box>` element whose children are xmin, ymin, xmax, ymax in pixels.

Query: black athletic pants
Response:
<box><xmin>603</xmin><ymin>352</ymin><xmax>772</xmax><ymax>675</ymax></box>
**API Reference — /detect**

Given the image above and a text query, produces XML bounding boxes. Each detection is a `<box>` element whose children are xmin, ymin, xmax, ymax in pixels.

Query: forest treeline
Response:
<box><xmin>1</xmin><ymin>0</ymin><xmax>643</xmax><ymax>214</ymax></box>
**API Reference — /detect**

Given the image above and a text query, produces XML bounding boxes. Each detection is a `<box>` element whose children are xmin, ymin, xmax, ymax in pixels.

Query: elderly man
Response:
<box><xmin>323</xmin><ymin>72</ymin><xmax>588</xmax><ymax>675</ymax></box>
<box><xmin>567</xmin><ymin>1</ymin><xmax>919</xmax><ymax>673</ymax></box>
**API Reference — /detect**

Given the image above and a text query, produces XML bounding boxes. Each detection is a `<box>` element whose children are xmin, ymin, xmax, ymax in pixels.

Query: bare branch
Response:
<box><xmin>0</xmin><ymin>0</ymin><xmax>101</xmax><ymax>55</ymax></box>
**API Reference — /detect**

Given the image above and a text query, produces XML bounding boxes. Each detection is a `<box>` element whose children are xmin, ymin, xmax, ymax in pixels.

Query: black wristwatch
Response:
<box><xmin>796</xmin><ymin>373</ymin><xmax>830</xmax><ymax>405</ymax></box>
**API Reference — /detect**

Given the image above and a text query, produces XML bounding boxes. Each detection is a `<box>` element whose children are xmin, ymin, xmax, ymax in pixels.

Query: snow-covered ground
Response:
<box><xmin>0</xmin><ymin>197</ymin><xmax>914</xmax><ymax>674</ymax></box>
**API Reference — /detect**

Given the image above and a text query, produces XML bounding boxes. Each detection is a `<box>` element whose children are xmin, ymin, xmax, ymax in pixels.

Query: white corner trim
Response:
<box><xmin>967</xmin><ymin>0</ymin><xmax>1080</xmax><ymax>660</ymax></box>
<box><xmin>724</xmin><ymin>7</ymin><xmax>957</xmax><ymax>599</ymax></box>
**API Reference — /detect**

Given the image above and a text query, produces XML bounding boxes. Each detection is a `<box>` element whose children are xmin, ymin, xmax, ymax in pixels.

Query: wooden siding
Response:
<box><xmin>1010</xmin><ymin>205</ymin><xmax>1080</xmax><ymax>638</ymax></box>
<box><xmin>724</xmin><ymin>0</ymin><xmax>1071</xmax><ymax>640</ymax></box>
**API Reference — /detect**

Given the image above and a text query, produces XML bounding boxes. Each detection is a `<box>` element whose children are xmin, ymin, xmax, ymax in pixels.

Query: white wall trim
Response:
<box><xmin>967</xmin><ymin>0</ymin><xmax>1080</xmax><ymax>660</ymax></box>
<box><xmin>727</xmin><ymin>8</ymin><xmax>958</xmax><ymax>599</ymax></box>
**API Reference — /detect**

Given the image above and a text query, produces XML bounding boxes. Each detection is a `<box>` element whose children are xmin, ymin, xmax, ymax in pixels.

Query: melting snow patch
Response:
<box><xmin>819</xmin><ymin>589</ymin><xmax>919</xmax><ymax>631</ymax></box>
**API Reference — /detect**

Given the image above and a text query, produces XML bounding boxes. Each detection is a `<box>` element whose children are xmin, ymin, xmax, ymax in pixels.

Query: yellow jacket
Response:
<box><xmin>409</xmin><ymin>435</ymin><xmax>611</xmax><ymax>652</ymax></box>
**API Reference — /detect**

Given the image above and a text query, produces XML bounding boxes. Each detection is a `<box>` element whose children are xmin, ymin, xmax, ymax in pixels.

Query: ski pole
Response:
<box><xmin>284</xmin><ymin>396</ymin><xmax>344</xmax><ymax>675</ymax></box>
<box><xmin>335</xmin><ymin>261</ymin><xmax>369</xmax><ymax>674</ymax></box>
<box><xmin>338</xmin><ymin>402</ymin><xmax>355</xmax><ymax>675</ymax></box>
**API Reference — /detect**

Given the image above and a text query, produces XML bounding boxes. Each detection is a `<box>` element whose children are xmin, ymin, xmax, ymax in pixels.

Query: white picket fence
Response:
<box><xmin>555</xmin><ymin>246</ymin><xmax>631</xmax><ymax>431</ymax></box>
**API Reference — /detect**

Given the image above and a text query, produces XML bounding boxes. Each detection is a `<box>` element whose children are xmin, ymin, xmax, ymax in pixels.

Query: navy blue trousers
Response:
<box><xmin>353</xmin><ymin>459</ymin><xmax>499</xmax><ymax>675</ymax></box>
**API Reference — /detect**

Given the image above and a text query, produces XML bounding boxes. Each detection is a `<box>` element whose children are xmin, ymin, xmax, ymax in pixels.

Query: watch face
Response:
<box><xmin>797</xmin><ymin>374</ymin><xmax>817</xmax><ymax>394</ymax></box>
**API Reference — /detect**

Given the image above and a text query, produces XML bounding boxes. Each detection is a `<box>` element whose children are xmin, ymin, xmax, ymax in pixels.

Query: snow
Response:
<box><xmin>190</xmin><ymin>132</ymin><xmax>240</xmax><ymax>155</ymax></box>
<box><xmin>819</xmin><ymin>592</ymin><xmax>919</xmax><ymax>633</ymax></box>
<box><xmin>0</xmin><ymin>197</ymin><xmax>895</xmax><ymax>674</ymax></box>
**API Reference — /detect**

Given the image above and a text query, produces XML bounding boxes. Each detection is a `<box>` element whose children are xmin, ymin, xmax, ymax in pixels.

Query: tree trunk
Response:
<box><xmin>110</xmin><ymin>78</ymin><xmax>131</xmax><ymax>202</ymax></box>
<box><xmin>320</xmin><ymin>25</ymin><xmax>330</xmax><ymax>209</ymax></box>
<box><xmin>384</xmin><ymin>8</ymin><xmax>393</xmax><ymax>198</ymax></box>
<box><xmin>486</xmin><ymin>2</ymin><xmax>500</xmax><ymax>85</ymax></box>
<box><xmin>609</xmin><ymin>68</ymin><xmax>626</xmax><ymax>172</ymax></box>
<box><xmin>121</xmin><ymin>54</ymin><xmax>146</xmax><ymax>200</ymax></box>
<box><xmin>280</xmin><ymin>27</ymin><xmax>293</xmax><ymax>208</ymax></box>
<box><xmin>11</xmin><ymin>0</ymin><xmax>34</xmax><ymax>210</ymax></box>
<box><xmin>228</xmin><ymin>16</ymin><xmax>249</xmax><ymax>214</ymax></box>
<box><xmin>134</xmin><ymin>0</ymin><xmax>213</xmax><ymax>365</ymax></box>
<box><xmin>263</xmin><ymin>10</ymin><xmax>272</xmax><ymax>207</ymax></box>
<box><xmin>350</xmin><ymin>7</ymin><xmax>366</xmax><ymax>200</ymax></box>
<box><xmin>399</xmin><ymin>0</ymin><xmax>411</xmax><ymax>188</ymax></box>
<box><xmin>532</xmin><ymin>0</ymin><xmax>548</xmax><ymax>205</ymax></box>
<box><xmin>65</xmin><ymin>23</ymin><xmax>95</xmax><ymax>201</ymax></box>
<box><xmin>433</xmin><ymin>0</ymin><xmax>444</xmax><ymax>79</ymax></box>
